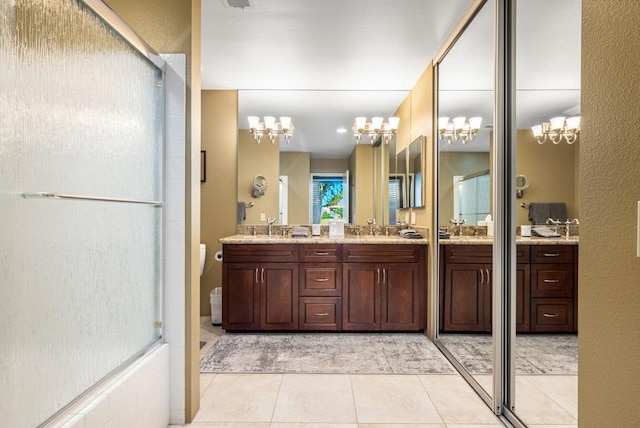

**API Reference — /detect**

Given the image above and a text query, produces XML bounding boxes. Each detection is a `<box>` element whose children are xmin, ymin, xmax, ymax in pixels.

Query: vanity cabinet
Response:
<box><xmin>440</xmin><ymin>245</ymin><xmax>530</xmax><ymax>333</ymax></box>
<box><xmin>222</xmin><ymin>242</ymin><xmax>426</xmax><ymax>332</ymax></box>
<box><xmin>222</xmin><ymin>244</ymin><xmax>299</xmax><ymax>331</ymax></box>
<box><xmin>343</xmin><ymin>245</ymin><xmax>426</xmax><ymax>331</ymax></box>
<box><xmin>299</xmin><ymin>244</ymin><xmax>343</xmax><ymax>330</ymax></box>
<box><xmin>530</xmin><ymin>245</ymin><xmax>576</xmax><ymax>332</ymax></box>
<box><xmin>440</xmin><ymin>243</ymin><xmax>577</xmax><ymax>333</ymax></box>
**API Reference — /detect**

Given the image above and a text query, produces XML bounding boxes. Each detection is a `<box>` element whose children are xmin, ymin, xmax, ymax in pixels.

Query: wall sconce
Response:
<box><xmin>352</xmin><ymin>116</ymin><xmax>399</xmax><ymax>144</ymax></box>
<box><xmin>531</xmin><ymin>116</ymin><xmax>580</xmax><ymax>144</ymax></box>
<box><xmin>438</xmin><ymin>116</ymin><xmax>482</xmax><ymax>144</ymax></box>
<box><xmin>248</xmin><ymin>116</ymin><xmax>294</xmax><ymax>144</ymax></box>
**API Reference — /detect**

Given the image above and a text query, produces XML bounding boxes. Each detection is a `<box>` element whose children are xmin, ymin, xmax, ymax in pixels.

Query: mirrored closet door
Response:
<box><xmin>434</xmin><ymin>0</ymin><xmax>496</xmax><ymax>408</ymax></box>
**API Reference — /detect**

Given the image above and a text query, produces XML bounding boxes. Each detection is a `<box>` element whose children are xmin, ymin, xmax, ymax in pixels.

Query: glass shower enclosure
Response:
<box><xmin>0</xmin><ymin>0</ymin><xmax>165</xmax><ymax>426</ymax></box>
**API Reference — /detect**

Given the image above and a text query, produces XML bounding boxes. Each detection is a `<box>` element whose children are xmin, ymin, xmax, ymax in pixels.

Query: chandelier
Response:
<box><xmin>438</xmin><ymin>116</ymin><xmax>482</xmax><ymax>144</ymax></box>
<box><xmin>247</xmin><ymin>116</ymin><xmax>294</xmax><ymax>144</ymax></box>
<box><xmin>352</xmin><ymin>116</ymin><xmax>400</xmax><ymax>144</ymax></box>
<box><xmin>531</xmin><ymin>116</ymin><xmax>580</xmax><ymax>144</ymax></box>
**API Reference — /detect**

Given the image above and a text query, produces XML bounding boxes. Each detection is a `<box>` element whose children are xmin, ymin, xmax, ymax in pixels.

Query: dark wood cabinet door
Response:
<box><xmin>343</xmin><ymin>263</ymin><xmax>380</xmax><ymax>330</ymax></box>
<box><xmin>381</xmin><ymin>263</ymin><xmax>424</xmax><ymax>330</ymax></box>
<box><xmin>222</xmin><ymin>263</ymin><xmax>260</xmax><ymax>330</ymax></box>
<box><xmin>260</xmin><ymin>263</ymin><xmax>299</xmax><ymax>330</ymax></box>
<box><xmin>515</xmin><ymin>263</ymin><xmax>531</xmax><ymax>332</ymax></box>
<box><xmin>443</xmin><ymin>263</ymin><xmax>485</xmax><ymax>332</ymax></box>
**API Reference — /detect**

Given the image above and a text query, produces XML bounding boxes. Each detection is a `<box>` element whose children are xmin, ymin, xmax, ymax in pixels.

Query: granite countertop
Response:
<box><xmin>219</xmin><ymin>234</ymin><xmax>429</xmax><ymax>245</ymax></box>
<box><xmin>440</xmin><ymin>236</ymin><xmax>579</xmax><ymax>245</ymax></box>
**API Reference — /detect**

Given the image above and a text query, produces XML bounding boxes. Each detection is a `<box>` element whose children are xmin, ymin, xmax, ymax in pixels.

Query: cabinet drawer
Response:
<box><xmin>443</xmin><ymin>244</ymin><xmax>530</xmax><ymax>264</ymax></box>
<box><xmin>531</xmin><ymin>298</ymin><xmax>574</xmax><ymax>332</ymax></box>
<box><xmin>223</xmin><ymin>244</ymin><xmax>298</xmax><ymax>263</ymax></box>
<box><xmin>531</xmin><ymin>245</ymin><xmax>574</xmax><ymax>263</ymax></box>
<box><xmin>343</xmin><ymin>244</ymin><xmax>424</xmax><ymax>263</ymax></box>
<box><xmin>444</xmin><ymin>245</ymin><xmax>491</xmax><ymax>263</ymax></box>
<box><xmin>298</xmin><ymin>244</ymin><xmax>342</xmax><ymax>263</ymax></box>
<box><xmin>299</xmin><ymin>297</ymin><xmax>342</xmax><ymax>330</ymax></box>
<box><xmin>299</xmin><ymin>263</ymin><xmax>342</xmax><ymax>296</ymax></box>
<box><xmin>531</xmin><ymin>264</ymin><xmax>573</xmax><ymax>297</ymax></box>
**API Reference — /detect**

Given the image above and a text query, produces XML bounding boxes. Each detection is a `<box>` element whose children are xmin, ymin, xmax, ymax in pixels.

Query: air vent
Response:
<box><xmin>225</xmin><ymin>0</ymin><xmax>253</xmax><ymax>9</ymax></box>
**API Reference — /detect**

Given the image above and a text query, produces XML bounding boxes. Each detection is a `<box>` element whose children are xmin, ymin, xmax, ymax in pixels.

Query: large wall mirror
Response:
<box><xmin>236</xmin><ymin>90</ymin><xmax>409</xmax><ymax>226</ymax></box>
<box><xmin>435</xmin><ymin>0</ymin><xmax>495</xmax><ymax>400</ymax></box>
<box><xmin>435</xmin><ymin>0</ymin><xmax>580</xmax><ymax>424</ymax></box>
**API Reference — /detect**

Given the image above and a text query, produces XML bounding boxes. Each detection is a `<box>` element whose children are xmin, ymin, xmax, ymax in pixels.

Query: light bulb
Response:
<box><xmin>388</xmin><ymin>117</ymin><xmax>400</xmax><ymax>130</ymax></box>
<box><xmin>264</xmin><ymin>116</ymin><xmax>276</xmax><ymax>129</ymax></box>
<box><xmin>531</xmin><ymin>124</ymin><xmax>543</xmax><ymax>137</ymax></box>
<box><xmin>549</xmin><ymin>116</ymin><xmax>566</xmax><ymax>130</ymax></box>
<box><xmin>371</xmin><ymin>117</ymin><xmax>383</xmax><ymax>130</ymax></box>
<box><xmin>248</xmin><ymin>116</ymin><xmax>260</xmax><ymax>128</ymax></box>
<box><xmin>280</xmin><ymin>116</ymin><xmax>292</xmax><ymax>130</ymax></box>
<box><xmin>452</xmin><ymin>116</ymin><xmax>466</xmax><ymax>130</ymax></box>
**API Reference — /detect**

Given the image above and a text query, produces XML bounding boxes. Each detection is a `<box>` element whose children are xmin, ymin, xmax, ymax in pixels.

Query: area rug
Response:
<box><xmin>200</xmin><ymin>333</ymin><xmax>456</xmax><ymax>374</ymax></box>
<box><xmin>438</xmin><ymin>334</ymin><xmax>578</xmax><ymax>375</ymax></box>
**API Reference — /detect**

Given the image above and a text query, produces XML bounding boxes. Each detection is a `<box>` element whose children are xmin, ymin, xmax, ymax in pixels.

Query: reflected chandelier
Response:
<box><xmin>531</xmin><ymin>116</ymin><xmax>580</xmax><ymax>144</ymax></box>
<box><xmin>438</xmin><ymin>116</ymin><xmax>482</xmax><ymax>144</ymax></box>
<box><xmin>353</xmin><ymin>116</ymin><xmax>400</xmax><ymax>144</ymax></box>
<box><xmin>247</xmin><ymin>116</ymin><xmax>294</xmax><ymax>144</ymax></box>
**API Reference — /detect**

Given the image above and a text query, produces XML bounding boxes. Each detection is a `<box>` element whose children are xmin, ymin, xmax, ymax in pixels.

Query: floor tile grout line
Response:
<box><xmin>518</xmin><ymin>375</ymin><xmax>578</xmax><ymax>419</ymax></box>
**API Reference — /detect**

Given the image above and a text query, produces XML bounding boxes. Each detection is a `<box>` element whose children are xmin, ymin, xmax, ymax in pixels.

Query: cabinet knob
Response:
<box><xmin>314</xmin><ymin>278</ymin><xmax>329</xmax><ymax>282</ymax></box>
<box><xmin>314</xmin><ymin>312</ymin><xmax>329</xmax><ymax>316</ymax></box>
<box><xmin>543</xmin><ymin>313</ymin><xmax>559</xmax><ymax>318</ymax></box>
<box><xmin>544</xmin><ymin>253</ymin><xmax>560</xmax><ymax>257</ymax></box>
<box><xmin>543</xmin><ymin>279</ymin><xmax>560</xmax><ymax>283</ymax></box>
<box><xmin>314</xmin><ymin>251</ymin><xmax>329</xmax><ymax>255</ymax></box>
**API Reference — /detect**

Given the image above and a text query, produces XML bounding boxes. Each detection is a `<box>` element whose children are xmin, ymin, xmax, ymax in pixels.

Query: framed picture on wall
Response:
<box><xmin>201</xmin><ymin>150</ymin><xmax>206</xmax><ymax>183</ymax></box>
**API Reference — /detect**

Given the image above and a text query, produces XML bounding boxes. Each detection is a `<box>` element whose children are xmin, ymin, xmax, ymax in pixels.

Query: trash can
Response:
<box><xmin>210</xmin><ymin>287</ymin><xmax>222</xmax><ymax>326</ymax></box>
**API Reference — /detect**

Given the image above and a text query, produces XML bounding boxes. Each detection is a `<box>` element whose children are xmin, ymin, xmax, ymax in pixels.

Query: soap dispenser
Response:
<box><xmin>485</xmin><ymin>214</ymin><xmax>493</xmax><ymax>237</ymax></box>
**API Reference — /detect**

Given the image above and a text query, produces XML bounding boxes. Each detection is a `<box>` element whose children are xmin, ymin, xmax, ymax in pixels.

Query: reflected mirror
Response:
<box><xmin>237</xmin><ymin>90</ymin><xmax>409</xmax><ymax>225</ymax></box>
<box><xmin>408</xmin><ymin>136</ymin><xmax>425</xmax><ymax>208</ymax></box>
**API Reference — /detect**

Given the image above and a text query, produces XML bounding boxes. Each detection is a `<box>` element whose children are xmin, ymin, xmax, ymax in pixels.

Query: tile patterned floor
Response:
<box><xmin>171</xmin><ymin>318</ymin><xmax>577</xmax><ymax>428</ymax></box>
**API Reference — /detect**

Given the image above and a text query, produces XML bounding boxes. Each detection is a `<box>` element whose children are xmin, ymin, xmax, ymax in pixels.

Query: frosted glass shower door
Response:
<box><xmin>0</xmin><ymin>0</ymin><xmax>165</xmax><ymax>426</ymax></box>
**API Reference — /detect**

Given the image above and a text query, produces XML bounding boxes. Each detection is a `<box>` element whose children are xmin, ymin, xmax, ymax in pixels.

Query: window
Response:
<box><xmin>310</xmin><ymin>173</ymin><xmax>349</xmax><ymax>224</ymax></box>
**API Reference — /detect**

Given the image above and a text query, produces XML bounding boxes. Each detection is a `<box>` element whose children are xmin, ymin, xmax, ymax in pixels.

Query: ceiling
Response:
<box><xmin>201</xmin><ymin>0</ymin><xmax>474</xmax><ymax>158</ymax></box>
<box><xmin>201</xmin><ymin>0</ymin><xmax>581</xmax><ymax>157</ymax></box>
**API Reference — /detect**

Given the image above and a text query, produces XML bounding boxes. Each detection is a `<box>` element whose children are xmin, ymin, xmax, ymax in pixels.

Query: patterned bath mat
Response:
<box><xmin>438</xmin><ymin>334</ymin><xmax>578</xmax><ymax>375</ymax></box>
<box><xmin>200</xmin><ymin>332</ymin><xmax>456</xmax><ymax>375</ymax></box>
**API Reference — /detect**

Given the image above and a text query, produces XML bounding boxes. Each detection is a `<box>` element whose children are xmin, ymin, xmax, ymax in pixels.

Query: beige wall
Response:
<box><xmin>310</xmin><ymin>158</ymin><xmax>349</xmax><ymax>173</ymax></box>
<box><xmin>103</xmin><ymin>0</ymin><xmax>201</xmax><ymax>421</ymax></box>
<box><xmin>515</xmin><ymin>130</ymin><xmax>578</xmax><ymax>225</ymax></box>
<box><xmin>580</xmin><ymin>1</ymin><xmax>640</xmax><ymax>425</ymax></box>
<box><xmin>237</xmin><ymin>130</ymin><xmax>280</xmax><ymax>224</ymax></box>
<box><xmin>349</xmin><ymin>144</ymin><xmax>375</xmax><ymax>224</ymax></box>
<box><xmin>280</xmin><ymin>152</ymin><xmax>310</xmax><ymax>224</ymax></box>
<box><xmin>409</xmin><ymin>65</ymin><xmax>434</xmax><ymax>229</ymax></box>
<box><xmin>439</xmin><ymin>151</ymin><xmax>490</xmax><ymax>225</ymax></box>
<box><xmin>201</xmin><ymin>90</ymin><xmax>238</xmax><ymax>318</ymax></box>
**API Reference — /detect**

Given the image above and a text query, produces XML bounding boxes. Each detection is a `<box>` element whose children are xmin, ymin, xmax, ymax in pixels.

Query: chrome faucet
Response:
<box><xmin>450</xmin><ymin>218</ymin><xmax>466</xmax><ymax>236</ymax></box>
<box><xmin>546</xmin><ymin>218</ymin><xmax>561</xmax><ymax>225</ymax></box>
<box><xmin>564</xmin><ymin>218</ymin><xmax>579</xmax><ymax>238</ymax></box>
<box><xmin>267</xmin><ymin>217</ymin><xmax>276</xmax><ymax>236</ymax></box>
<box><xmin>367</xmin><ymin>218</ymin><xmax>376</xmax><ymax>235</ymax></box>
